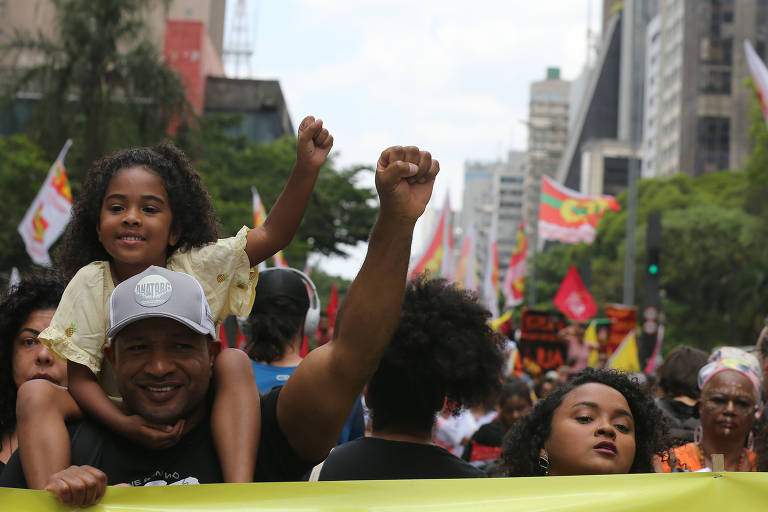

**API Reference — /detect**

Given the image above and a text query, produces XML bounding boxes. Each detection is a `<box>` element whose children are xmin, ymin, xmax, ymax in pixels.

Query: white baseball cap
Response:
<box><xmin>107</xmin><ymin>266</ymin><xmax>216</xmax><ymax>340</ymax></box>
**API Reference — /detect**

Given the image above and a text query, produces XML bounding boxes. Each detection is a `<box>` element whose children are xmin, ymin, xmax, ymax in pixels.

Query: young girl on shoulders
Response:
<box><xmin>16</xmin><ymin>116</ymin><xmax>333</xmax><ymax>488</ymax></box>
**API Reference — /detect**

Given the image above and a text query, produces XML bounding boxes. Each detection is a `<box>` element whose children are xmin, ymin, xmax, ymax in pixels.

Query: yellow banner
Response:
<box><xmin>1</xmin><ymin>472</ymin><xmax>765</xmax><ymax>511</ymax></box>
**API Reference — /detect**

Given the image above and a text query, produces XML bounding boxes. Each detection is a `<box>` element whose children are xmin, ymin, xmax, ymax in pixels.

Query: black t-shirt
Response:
<box><xmin>316</xmin><ymin>437</ymin><xmax>486</xmax><ymax>480</ymax></box>
<box><xmin>0</xmin><ymin>387</ymin><xmax>313</xmax><ymax>488</ymax></box>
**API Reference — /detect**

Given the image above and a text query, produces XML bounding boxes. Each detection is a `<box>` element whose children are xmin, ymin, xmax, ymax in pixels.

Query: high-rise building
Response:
<box><xmin>641</xmin><ymin>15</ymin><xmax>663</xmax><ymax>178</ymax></box>
<box><xmin>524</xmin><ymin>68</ymin><xmax>569</xmax><ymax>259</ymax></box>
<box><xmin>557</xmin><ymin>0</ymin><xmax>656</xmax><ymax>194</ymax></box>
<box><xmin>460</xmin><ymin>151</ymin><xmax>525</xmax><ymax>289</ymax></box>
<box><xmin>643</xmin><ymin>0</ymin><xmax>768</xmax><ymax>177</ymax></box>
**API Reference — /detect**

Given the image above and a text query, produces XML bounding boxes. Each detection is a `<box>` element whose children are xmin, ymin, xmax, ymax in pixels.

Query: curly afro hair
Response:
<box><xmin>0</xmin><ymin>269</ymin><xmax>66</xmax><ymax>442</ymax></box>
<box><xmin>366</xmin><ymin>276</ymin><xmax>506</xmax><ymax>433</ymax></box>
<box><xmin>55</xmin><ymin>143</ymin><xmax>219</xmax><ymax>278</ymax></box>
<box><xmin>502</xmin><ymin>367</ymin><xmax>671</xmax><ymax>476</ymax></box>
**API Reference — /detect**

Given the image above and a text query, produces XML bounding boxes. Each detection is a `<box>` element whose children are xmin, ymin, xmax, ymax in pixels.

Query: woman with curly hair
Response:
<box><xmin>502</xmin><ymin>368</ymin><xmax>670</xmax><ymax>476</ymax></box>
<box><xmin>0</xmin><ymin>271</ymin><xmax>67</xmax><ymax>472</ymax></box>
<box><xmin>310</xmin><ymin>277</ymin><xmax>506</xmax><ymax>480</ymax></box>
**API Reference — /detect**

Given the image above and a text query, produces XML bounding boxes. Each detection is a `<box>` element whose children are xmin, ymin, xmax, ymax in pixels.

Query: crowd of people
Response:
<box><xmin>0</xmin><ymin>117</ymin><xmax>767</xmax><ymax>507</ymax></box>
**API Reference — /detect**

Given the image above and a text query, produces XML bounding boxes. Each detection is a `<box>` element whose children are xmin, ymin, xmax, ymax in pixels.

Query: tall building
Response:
<box><xmin>557</xmin><ymin>0</ymin><xmax>655</xmax><ymax>194</ymax></box>
<box><xmin>461</xmin><ymin>151</ymin><xmax>525</xmax><ymax>293</ymax></box>
<box><xmin>524</xmin><ymin>68</ymin><xmax>569</xmax><ymax>258</ymax></box>
<box><xmin>643</xmin><ymin>0</ymin><xmax>768</xmax><ymax>177</ymax></box>
<box><xmin>641</xmin><ymin>15</ymin><xmax>663</xmax><ymax>178</ymax></box>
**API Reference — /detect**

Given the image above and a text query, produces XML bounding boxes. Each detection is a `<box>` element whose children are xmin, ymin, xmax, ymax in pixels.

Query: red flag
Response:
<box><xmin>553</xmin><ymin>265</ymin><xmax>597</xmax><ymax>322</ymax></box>
<box><xmin>326</xmin><ymin>281</ymin><xmax>339</xmax><ymax>328</ymax></box>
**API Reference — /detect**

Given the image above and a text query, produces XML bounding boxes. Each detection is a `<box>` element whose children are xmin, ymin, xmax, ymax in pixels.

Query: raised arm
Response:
<box><xmin>277</xmin><ymin>146</ymin><xmax>439</xmax><ymax>461</ymax></box>
<box><xmin>245</xmin><ymin>116</ymin><xmax>333</xmax><ymax>266</ymax></box>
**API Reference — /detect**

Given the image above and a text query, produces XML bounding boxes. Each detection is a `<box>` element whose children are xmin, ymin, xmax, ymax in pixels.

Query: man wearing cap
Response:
<box><xmin>0</xmin><ymin>145</ymin><xmax>439</xmax><ymax>506</ymax></box>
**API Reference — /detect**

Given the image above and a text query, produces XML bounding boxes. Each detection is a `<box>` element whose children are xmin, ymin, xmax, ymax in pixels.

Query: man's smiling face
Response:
<box><xmin>104</xmin><ymin>317</ymin><xmax>214</xmax><ymax>426</ymax></box>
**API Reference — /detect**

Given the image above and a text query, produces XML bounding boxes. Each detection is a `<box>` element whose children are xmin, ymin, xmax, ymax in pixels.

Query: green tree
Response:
<box><xmin>0</xmin><ymin>134</ymin><xmax>54</xmax><ymax>281</ymax></box>
<box><xmin>533</xmin><ymin>168</ymin><xmax>761</xmax><ymax>351</ymax></box>
<box><xmin>2</xmin><ymin>0</ymin><xmax>187</xmax><ymax>179</ymax></box>
<box><xmin>178</xmin><ymin>115</ymin><xmax>378</xmax><ymax>267</ymax></box>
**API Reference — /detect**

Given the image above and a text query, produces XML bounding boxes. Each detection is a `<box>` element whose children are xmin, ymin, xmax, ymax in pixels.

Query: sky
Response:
<box><xmin>225</xmin><ymin>0</ymin><xmax>603</xmax><ymax>279</ymax></box>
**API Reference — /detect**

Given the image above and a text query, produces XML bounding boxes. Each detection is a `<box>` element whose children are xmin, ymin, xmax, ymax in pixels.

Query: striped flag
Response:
<box><xmin>745</xmin><ymin>40</ymin><xmax>768</xmax><ymax>127</ymax></box>
<box><xmin>454</xmin><ymin>221</ymin><xmax>478</xmax><ymax>291</ymax></box>
<box><xmin>482</xmin><ymin>214</ymin><xmax>499</xmax><ymax>318</ymax></box>
<box><xmin>18</xmin><ymin>140</ymin><xmax>73</xmax><ymax>266</ymax></box>
<box><xmin>251</xmin><ymin>185</ymin><xmax>288</xmax><ymax>269</ymax></box>
<box><xmin>501</xmin><ymin>221</ymin><xmax>526</xmax><ymax>307</ymax></box>
<box><xmin>409</xmin><ymin>195</ymin><xmax>452</xmax><ymax>279</ymax></box>
<box><xmin>538</xmin><ymin>176</ymin><xmax>620</xmax><ymax>245</ymax></box>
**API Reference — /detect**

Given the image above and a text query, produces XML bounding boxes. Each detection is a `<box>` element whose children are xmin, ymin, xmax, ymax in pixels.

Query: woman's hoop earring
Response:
<box><xmin>694</xmin><ymin>425</ymin><xmax>703</xmax><ymax>445</ymax></box>
<box><xmin>747</xmin><ymin>431</ymin><xmax>755</xmax><ymax>452</ymax></box>
<box><xmin>538</xmin><ymin>453</ymin><xmax>550</xmax><ymax>476</ymax></box>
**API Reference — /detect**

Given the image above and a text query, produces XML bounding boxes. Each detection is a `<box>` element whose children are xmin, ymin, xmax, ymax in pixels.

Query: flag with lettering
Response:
<box><xmin>18</xmin><ymin>140</ymin><xmax>73</xmax><ymax>266</ymax></box>
<box><xmin>553</xmin><ymin>264</ymin><xmax>597</xmax><ymax>322</ymax></box>
<box><xmin>538</xmin><ymin>176</ymin><xmax>620</xmax><ymax>244</ymax></box>
<box><xmin>745</xmin><ymin>40</ymin><xmax>768</xmax><ymax>127</ymax></box>
<box><xmin>502</xmin><ymin>221</ymin><xmax>526</xmax><ymax>307</ymax></box>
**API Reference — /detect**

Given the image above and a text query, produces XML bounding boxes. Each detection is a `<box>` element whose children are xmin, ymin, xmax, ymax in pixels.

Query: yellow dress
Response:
<box><xmin>39</xmin><ymin>227</ymin><xmax>257</xmax><ymax>396</ymax></box>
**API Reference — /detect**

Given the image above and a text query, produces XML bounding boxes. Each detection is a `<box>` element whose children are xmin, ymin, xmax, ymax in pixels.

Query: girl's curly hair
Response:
<box><xmin>366</xmin><ymin>276</ymin><xmax>506</xmax><ymax>433</ymax></box>
<box><xmin>502</xmin><ymin>367</ymin><xmax>671</xmax><ymax>476</ymax></box>
<box><xmin>55</xmin><ymin>143</ymin><xmax>219</xmax><ymax>278</ymax></box>
<box><xmin>0</xmin><ymin>269</ymin><xmax>66</xmax><ymax>442</ymax></box>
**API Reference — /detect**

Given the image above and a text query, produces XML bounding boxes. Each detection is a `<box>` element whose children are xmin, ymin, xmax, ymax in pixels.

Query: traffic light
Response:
<box><xmin>647</xmin><ymin>247</ymin><xmax>660</xmax><ymax>276</ymax></box>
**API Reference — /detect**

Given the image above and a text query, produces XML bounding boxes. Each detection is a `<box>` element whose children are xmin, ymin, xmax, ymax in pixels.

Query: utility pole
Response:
<box><xmin>621</xmin><ymin>0</ymin><xmax>644</xmax><ymax>307</ymax></box>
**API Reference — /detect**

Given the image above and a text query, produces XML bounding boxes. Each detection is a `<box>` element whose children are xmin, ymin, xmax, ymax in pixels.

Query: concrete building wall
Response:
<box><xmin>642</xmin><ymin>15</ymin><xmax>662</xmax><ymax>178</ymax></box>
<box><xmin>617</xmin><ymin>0</ymin><xmax>657</xmax><ymax>142</ymax></box>
<box><xmin>204</xmin><ymin>76</ymin><xmax>294</xmax><ymax>143</ymax></box>
<box><xmin>497</xmin><ymin>151</ymin><xmax>525</xmax><ymax>270</ymax></box>
<box><xmin>659</xmin><ymin>0</ymin><xmax>768</xmax><ymax>177</ymax></box>
<box><xmin>461</xmin><ymin>151</ymin><xmax>525</xmax><ymax>286</ymax></box>
<box><xmin>0</xmin><ymin>0</ymin><xmax>226</xmax><ymax>67</ymax></box>
<box><xmin>525</xmin><ymin>69</ymin><xmax>570</xmax><ymax>272</ymax></box>
<box><xmin>656</xmin><ymin>0</ymin><xmax>684</xmax><ymax>177</ymax></box>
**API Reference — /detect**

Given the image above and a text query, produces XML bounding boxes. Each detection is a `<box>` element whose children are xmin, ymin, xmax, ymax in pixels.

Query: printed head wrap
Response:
<box><xmin>698</xmin><ymin>347</ymin><xmax>762</xmax><ymax>400</ymax></box>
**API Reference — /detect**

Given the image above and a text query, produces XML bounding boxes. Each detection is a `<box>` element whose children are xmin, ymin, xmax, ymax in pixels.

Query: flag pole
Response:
<box><xmin>55</xmin><ymin>139</ymin><xmax>73</xmax><ymax>164</ymax></box>
<box><xmin>528</xmin><ymin>178</ymin><xmax>541</xmax><ymax>305</ymax></box>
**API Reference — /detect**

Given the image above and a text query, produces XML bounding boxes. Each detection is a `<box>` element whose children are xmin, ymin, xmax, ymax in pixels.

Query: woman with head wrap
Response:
<box><xmin>656</xmin><ymin>347</ymin><xmax>761</xmax><ymax>472</ymax></box>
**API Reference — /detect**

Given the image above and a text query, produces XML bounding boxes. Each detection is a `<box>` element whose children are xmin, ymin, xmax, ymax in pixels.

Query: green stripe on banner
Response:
<box><xmin>541</xmin><ymin>193</ymin><xmax>562</xmax><ymax>209</ymax></box>
<box><xmin>1</xmin><ymin>472</ymin><xmax>767</xmax><ymax>511</ymax></box>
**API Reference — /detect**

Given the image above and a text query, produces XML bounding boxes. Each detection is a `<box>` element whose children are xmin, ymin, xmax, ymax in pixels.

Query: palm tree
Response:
<box><xmin>1</xmin><ymin>0</ymin><xmax>188</xmax><ymax>178</ymax></box>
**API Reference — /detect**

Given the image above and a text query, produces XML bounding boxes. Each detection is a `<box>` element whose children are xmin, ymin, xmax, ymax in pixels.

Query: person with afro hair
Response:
<box><xmin>502</xmin><ymin>368</ymin><xmax>670</xmax><ymax>476</ymax></box>
<box><xmin>309</xmin><ymin>276</ymin><xmax>505</xmax><ymax>480</ymax></box>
